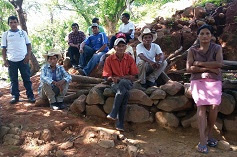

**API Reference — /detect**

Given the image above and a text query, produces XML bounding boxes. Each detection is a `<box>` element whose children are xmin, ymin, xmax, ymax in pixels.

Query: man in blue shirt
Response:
<box><xmin>38</xmin><ymin>49</ymin><xmax>72</xmax><ymax>110</ymax></box>
<box><xmin>78</xmin><ymin>23</ymin><xmax>108</xmax><ymax>76</ymax></box>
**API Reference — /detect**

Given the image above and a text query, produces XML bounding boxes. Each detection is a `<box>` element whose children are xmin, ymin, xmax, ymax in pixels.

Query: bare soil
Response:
<box><xmin>0</xmin><ymin>75</ymin><xmax>237</xmax><ymax>157</ymax></box>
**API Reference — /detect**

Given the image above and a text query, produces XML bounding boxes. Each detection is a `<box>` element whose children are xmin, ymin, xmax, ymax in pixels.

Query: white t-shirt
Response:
<box><xmin>136</xmin><ymin>43</ymin><xmax>163</xmax><ymax>64</ymax></box>
<box><xmin>1</xmin><ymin>30</ymin><xmax>30</xmax><ymax>62</ymax></box>
<box><xmin>119</xmin><ymin>22</ymin><xmax>135</xmax><ymax>39</ymax></box>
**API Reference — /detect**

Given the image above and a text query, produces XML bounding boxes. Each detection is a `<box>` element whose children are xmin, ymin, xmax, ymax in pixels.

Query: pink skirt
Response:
<box><xmin>190</xmin><ymin>79</ymin><xmax>222</xmax><ymax>106</ymax></box>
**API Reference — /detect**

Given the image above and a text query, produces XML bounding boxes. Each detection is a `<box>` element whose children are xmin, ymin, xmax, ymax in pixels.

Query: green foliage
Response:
<box><xmin>195</xmin><ymin>0</ymin><xmax>229</xmax><ymax>6</ymax></box>
<box><xmin>0</xmin><ymin>0</ymin><xmax>15</xmax><ymax>33</ymax></box>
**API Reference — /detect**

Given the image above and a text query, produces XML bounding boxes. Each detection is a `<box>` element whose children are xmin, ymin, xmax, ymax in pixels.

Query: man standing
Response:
<box><xmin>136</xmin><ymin>28</ymin><xmax>167</xmax><ymax>88</ymax></box>
<box><xmin>109</xmin><ymin>13</ymin><xmax>135</xmax><ymax>49</ymax></box>
<box><xmin>1</xmin><ymin>16</ymin><xmax>35</xmax><ymax>104</ymax></box>
<box><xmin>87</xmin><ymin>18</ymin><xmax>105</xmax><ymax>36</ymax></box>
<box><xmin>68</xmin><ymin>23</ymin><xmax>86</xmax><ymax>69</ymax></box>
<box><xmin>103</xmin><ymin>38</ymin><xmax>138</xmax><ymax>131</ymax></box>
<box><xmin>38</xmin><ymin>49</ymin><xmax>72</xmax><ymax>110</ymax></box>
<box><xmin>79</xmin><ymin>23</ymin><xmax>108</xmax><ymax>76</ymax></box>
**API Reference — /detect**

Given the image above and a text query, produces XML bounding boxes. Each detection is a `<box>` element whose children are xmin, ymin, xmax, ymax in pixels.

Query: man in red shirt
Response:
<box><xmin>103</xmin><ymin>38</ymin><xmax>138</xmax><ymax>131</ymax></box>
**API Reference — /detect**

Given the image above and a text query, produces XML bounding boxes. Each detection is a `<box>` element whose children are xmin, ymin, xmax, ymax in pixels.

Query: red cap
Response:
<box><xmin>116</xmin><ymin>33</ymin><xmax>126</xmax><ymax>39</ymax></box>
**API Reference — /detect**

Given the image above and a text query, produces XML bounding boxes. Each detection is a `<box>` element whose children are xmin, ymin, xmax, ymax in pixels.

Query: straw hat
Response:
<box><xmin>138</xmin><ymin>28</ymin><xmax>157</xmax><ymax>43</ymax></box>
<box><xmin>43</xmin><ymin>49</ymin><xmax>62</xmax><ymax>60</ymax></box>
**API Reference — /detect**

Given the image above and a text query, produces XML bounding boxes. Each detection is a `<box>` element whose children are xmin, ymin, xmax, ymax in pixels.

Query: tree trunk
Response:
<box><xmin>9</xmin><ymin>0</ymin><xmax>40</xmax><ymax>76</ymax></box>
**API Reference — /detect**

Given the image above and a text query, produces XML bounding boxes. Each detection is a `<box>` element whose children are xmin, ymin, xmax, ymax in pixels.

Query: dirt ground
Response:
<box><xmin>0</xmin><ymin>75</ymin><xmax>237</xmax><ymax>157</ymax></box>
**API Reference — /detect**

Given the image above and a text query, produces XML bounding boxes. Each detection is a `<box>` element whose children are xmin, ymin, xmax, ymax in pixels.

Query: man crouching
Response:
<box><xmin>103</xmin><ymin>38</ymin><xmax>138</xmax><ymax>131</ymax></box>
<box><xmin>38</xmin><ymin>49</ymin><xmax>72</xmax><ymax>110</ymax></box>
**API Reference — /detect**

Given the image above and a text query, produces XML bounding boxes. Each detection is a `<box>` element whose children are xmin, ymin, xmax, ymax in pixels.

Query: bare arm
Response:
<box><xmin>24</xmin><ymin>44</ymin><xmax>32</xmax><ymax>64</ymax></box>
<box><xmin>193</xmin><ymin>47</ymin><xmax>223</xmax><ymax>68</ymax></box>
<box><xmin>96</xmin><ymin>44</ymin><xmax>107</xmax><ymax>53</ymax></box>
<box><xmin>138</xmin><ymin>53</ymin><xmax>154</xmax><ymax>64</ymax></box>
<box><xmin>79</xmin><ymin>42</ymin><xmax>85</xmax><ymax>53</ymax></box>
<box><xmin>2</xmin><ymin>48</ymin><xmax>9</xmax><ymax>67</ymax></box>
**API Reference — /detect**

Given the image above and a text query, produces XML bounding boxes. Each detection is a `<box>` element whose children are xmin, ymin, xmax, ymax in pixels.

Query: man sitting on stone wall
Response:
<box><xmin>136</xmin><ymin>28</ymin><xmax>167</xmax><ymax>88</ymax></box>
<box><xmin>103</xmin><ymin>38</ymin><xmax>138</xmax><ymax>131</ymax></box>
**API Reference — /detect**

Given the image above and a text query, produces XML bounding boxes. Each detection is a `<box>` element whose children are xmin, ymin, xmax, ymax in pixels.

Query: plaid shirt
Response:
<box><xmin>68</xmin><ymin>31</ymin><xmax>86</xmax><ymax>44</ymax></box>
<box><xmin>38</xmin><ymin>64</ymin><xmax>72</xmax><ymax>93</ymax></box>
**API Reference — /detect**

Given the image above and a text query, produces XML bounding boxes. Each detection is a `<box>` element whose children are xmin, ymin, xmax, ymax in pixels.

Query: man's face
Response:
<box><xmin>121</xmin><ymin>15</ymin><xmax>128</xmax><ymax>23</ymax></box>
<box><xmin>47</xmin><ymin>55</ymin><xmax>58</xmax><ymax>67</ymax></box>
<box><xmin>142</xmin><ymin>34</ymin><xmax>153</xmax><ymax>45</ymax></box>
<box><xmin>115</xmin><ymin>42</ymin><xmax>126</xmax><ymax>54</ymax></box>
<box><xmin>72</xmin><ymin>25</ymin><xmax>79</xmax><ymax>33</ymax></box>
<box><xmin>9</xmin><ymin>19</ymin><xmax>18</xmax><ymax>30</ymax></box>
<box><xmin>92</xmin><ymin>26</ymin><xmax>99</xmax><ymax>34</ymax></box>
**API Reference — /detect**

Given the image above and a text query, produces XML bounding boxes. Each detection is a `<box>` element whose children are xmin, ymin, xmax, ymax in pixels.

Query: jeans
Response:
<box><xmin>108</xmin><ymin>79</ymin><xmax>132</xmax><ymax>129</ymax></box>
<box><xmin>68</xmin><ymin>46</ymin><xmax>80</xmax><ymax>66</ymax></box>
<box><xmin>8</xmin><ymin>59</ymin><xmax>34</xmax><ymax>98</ymax></box>
<box><xmin>79</xmin><ymin>45</ymin><xmax>95</xmax><ymax>68</ymax></box>
<box><xmin>80</xmin><ymin>45</ymin><xmax>107</xmax><ymax>76</ymax></box>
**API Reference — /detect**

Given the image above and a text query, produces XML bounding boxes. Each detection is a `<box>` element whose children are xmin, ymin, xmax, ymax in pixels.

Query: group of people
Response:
<box><xmin>1</xmin><ymin>15</ymin><xmax>223</xmax><ymax>154</ymax></box>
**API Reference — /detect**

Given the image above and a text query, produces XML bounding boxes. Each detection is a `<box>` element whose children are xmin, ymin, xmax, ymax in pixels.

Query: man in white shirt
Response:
<box><xmin>1</xmin><ymin>16</ymin><xmax>35</xmax><ymax>104</ymax></box>
<box><xmin>109</xmin><ymin>13</ymin><xmax>135</xmax><ymax>49</ymax></box>
<box><xmin>136</xmin><ymin>28</ymin><xmax>167</xmax><ymax>88</ymax></box>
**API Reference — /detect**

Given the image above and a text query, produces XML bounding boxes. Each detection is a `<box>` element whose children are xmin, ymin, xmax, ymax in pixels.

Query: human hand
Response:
<box><xmin>111</xmin><ymin>77</ymin><xmax>120</xmax><ymax>84</ymax></box>
<box><xmin>79</xmin><ymin>49</ymin><xmax>83</xmax><ymax>53</ymax></box>
<box><xmin>3</xmin><ymin>60</ymin><xmax>9</xmax><ymax>67</ymax></box>
<box><xmin>23</xmin><ymin>55</ymin><xmax>30</xmax><ymax>64</ymax></box>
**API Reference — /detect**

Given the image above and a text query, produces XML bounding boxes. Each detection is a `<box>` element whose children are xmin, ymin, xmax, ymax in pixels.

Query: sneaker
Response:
<box><xmin>107</xmin><ymin>115</ymin><xmax>116</xmax><ymax>121</ymax></box>
<box><xmin>28</xmin><ymin>97</ymin><xmax>36</xmax><ymax>103</ymax></box>
<box><xmin>57</xmin><ymin>102</ymin><xmax>66</xmax><ymax>110</ymax></box>
<box><xmin>50</xmin><ymin>102</ymin><xmax>60</xmax><ymax>110</ymax></box>
<box><xmin>116</xmin><ymin>127</ymin><xmax>125</xmax><ymax>132</ymax></box>
<box><xmin>146</xmin><ymin>80</ymin><xmax>157</xmax><ymax>87</ymax></box>
<box><xmin>78</xmin><ymin>68</ymin><xmax>86</xmax><ymax>76</ymax></box>
<box><xmin>10</xmin><ymin>97</ymin><xmax>19</xmax><ymax>104</ymax></box>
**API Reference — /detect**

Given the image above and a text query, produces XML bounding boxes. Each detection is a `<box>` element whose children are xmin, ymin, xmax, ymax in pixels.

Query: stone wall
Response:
<box><xmin>70</xmin><ymin>80</ymin><xmax>237</xmax><ymax>132</ymax></box>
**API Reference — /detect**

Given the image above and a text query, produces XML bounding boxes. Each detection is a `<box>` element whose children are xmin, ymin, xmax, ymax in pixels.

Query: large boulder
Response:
<box><xmin>126</xmin><ymin>105</ymin><xmax>150</xmax><ymax>123</ymax></box>
<box><xmin>3</xmin><ymin>134</ymin><xmax>21</xmax><ymax>145</ymax></box>
<box><xmin>70</xmin><ymin>94</ymin><xmax>86</xmax><ymax>114</ymax></box>
<box><xmin>160</xmin><ymin>80</ymin><xmax>183</xmax><ymax>96</ymax></box>
<box><xmin>155</xmin><ymin>112</ymin><xmax>179</xmax><ymax>128</ymax></box>
<box><xmin>157</xmin><ymin>95</ymin><xmax>192</xmax><ymax>112</ymax></box>
<box><xmin>181</xmin><ymin>6</ymin><xmax>194</xmax><ymax>18</ymax></box>
<box><xmin>145</xmin><ymin>86</ymin><xmax>159</xmax><ymax>95</ymax></box>
<box><xmin>194</xmin><ymin>6</ymin><xmax>206</xmax><ymax>19</ymax></box>
<box><xmin>86</xmin><ymin>87</ymin><xmax>104</xmax><ymax>105</ymax></box>
<box><xmin>150</xmin><ymin>88</ymin><xmax>166</xmax><ymax>100</ymax></box>
<box><xmin>129</xmin><ymin>89</ymin><xmax>153</xmax><ymax>106</ymax></box>
<box><xmin>86</xmin><ymin>105</ymin><xmax>106</xmax><ymax>118</ymax></box>
<box><xmin>103</xmin><ymin>97</ymin><xmax>114</xmax><ymax>114</ymax></box>
<box><xmin>219</xmin><ymin>93</ymin><xmax>235</xmax><ymax>115</ymax></box>
<box><xmin>224</xmin><ymin>116</ymin><xmax>237</xmax><ymax>132</ymax></box>
<box><xmin>103</xmin><ymin>88</ymin><xmax>115</xmax><ymax>97</ymax></box>
<box><xmin>184</xmin><ymin>83</ymin><xmax>192</xmax><ymax>99</ymax></box>
<box><xmin>181</xmin><ymin>111</ymin><xmax>196</xmax><ymax>128</ymax></box>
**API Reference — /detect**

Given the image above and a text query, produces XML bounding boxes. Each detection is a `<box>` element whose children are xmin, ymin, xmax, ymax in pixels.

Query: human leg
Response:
<box><xmin>8</xmin><ymin>60</ymin><xmax>20</xmax><ymax>103</ymax></box>
<box><xmin>206</xmin><ymin>105</ymin><xmax>219</xmax><ymax>146</ymax></box>
<box><xmin>79</xmin><ymin>45</ymin><xmax>95</xmax><ymax>68</ymax></box>
<box><xmin>197</xmin><ymin>106</ymin><xmax>207</xmax><ymax>145</ymax></box>
<box><xmin>147</xmin><ymin>60</ymin><xmax>167</xmax><ymax>83</ymax></box>
<box><xmin>68</xmin><ymin>46</ymin><xmax>79</xmax><ymax>66</ymax></box>
<box><xmin>19</xmin><ymin>60</ymin><xmax>34</xmax><ymax>101</ymax></box>
<box><xmin>83</xmin><ymin>51</ymin><xmax>106</xmax><ymax>76</ymax></box>
<box><xmin>137</xmin><ymin>60</ymin><xmax>149</xmax><ymax>84</ymax></box>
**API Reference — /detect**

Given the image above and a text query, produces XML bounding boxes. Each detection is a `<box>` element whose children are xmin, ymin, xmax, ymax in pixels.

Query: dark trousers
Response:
<box><xmin>8</xmin><ymin>59</ymin><xmax>34</xmax><ymax>98</ymax></box>
<box><xmin>108</xmin><ymin>79</ymin><xmax>132</xmax><ymax>129</ymax></box>
<box><xmin>68</xmin><ymin>46</ymin><xmax>80</xmax><ymax>66</ymax></box>
<box><xmin>109</xmin><ymin>34</ymin><xmax>132</xmax><ymax>49</ymax></box>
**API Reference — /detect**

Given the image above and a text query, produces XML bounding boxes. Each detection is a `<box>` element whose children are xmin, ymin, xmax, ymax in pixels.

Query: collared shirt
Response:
<box><xmin>68</xmin><ymin>31</ymin><xmax>86</xmax><ymax>44</ymax></box>
<box><xmin>103</xmin><ymin>53</ymin><xmax>138</xmax><ymax>77</ymax></box>
<box><xmin>1</xmin><ymin>29</ymin><xmax>30</xmax><ymax>62</ymax></box>
<box><xmin>38</xmin><ymin>64</ymin><xmax>72</xmax><ymax>93</ymax></box>
<box><xmin>84</xmin><ymin>32</ymin><xmax>109</xmax><ymax>52</ymax></box>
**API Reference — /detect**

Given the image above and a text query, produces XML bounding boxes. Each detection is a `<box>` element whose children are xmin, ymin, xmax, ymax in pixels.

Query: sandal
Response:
<box><xmin>197</xmin><ymin>143</ymin><xmax>208</xmax><ymax>154</ymax></box>
<box><xmin>207</xmin><ymin>138</ymin><xmax>218</xmax><ymax>147</ymax></box>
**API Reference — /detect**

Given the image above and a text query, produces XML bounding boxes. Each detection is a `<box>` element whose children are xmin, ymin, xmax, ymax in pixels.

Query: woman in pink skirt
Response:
<box><xmin>186</xmin><ymin>24</ymin><xmax>223</xmax><ymax>153</ymax></box>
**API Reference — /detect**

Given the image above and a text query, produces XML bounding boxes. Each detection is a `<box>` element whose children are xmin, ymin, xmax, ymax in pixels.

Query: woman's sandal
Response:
<box><xmin>207</xmin><ymin>138</ymin><xmax>218</xmax><ymax>147</ymax></box>
<box><xmin>197</xmin><ymin>143</ymin><xmax>208</xmax><ymax>154</ymax></box>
